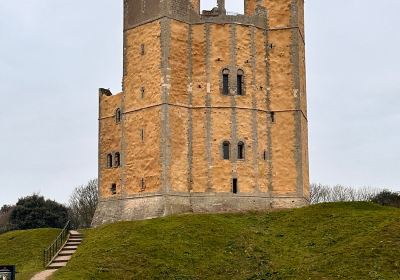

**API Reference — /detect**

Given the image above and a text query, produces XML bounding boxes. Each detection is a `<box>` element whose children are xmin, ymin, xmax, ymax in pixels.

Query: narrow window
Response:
<box><xmin>114</xmin><ymin>152</ymin><xmax>121</xmax><ymax>167</ymax></box>
<box><xmin>141</xmin><ymin>129</ymin><xmax>144</xmax><ymax>142</ymax></box>
<box><xmin>238</xmin><ymin>142</ymin><xmax>245</xmax><ymax>160</ymax></box>
<box><xmin>111</xmin><ymin>183</ymin><xmax>117</xmax><ymax>195</ymax></box>
<box><xmin>270</xmin><ymin>112</ymin><xmax>275</xmax><ymax>123</ymax></box>
<box><xmin>107</xmin><ymin>154</ymin><xmax>113</xmax><ymax>168</ymax></box>
<box><xmin>141</xmin><ymin>87</ymin><xmax>145</xmax><ymax>98</ymax></box>
<box><xmin>223</xmin><ymin>141</ymin><xmax>230</xmax><ymax>160</ymax></box>
<box><xmin>222</xmin><ymin>69</ymin><xmax>229</xmax><ymax>95</ymax></box>
<box><xmin>232</xmin><ymin>178</ymin><xmax>238</xmax><ymax>194</ymax></box>
<box><xmin>140</xmin><ymin>44</ymin><xmax>145</xmax><ymax>55</ymax></box>
<box><xmin>115</xmin><ymin>108</ymin><xmax>121</xmax><ymax>123</ymax></box>
<box><xmin>263</xmin><ymin>150</ymin><xmax>267</xmax><ymax>161</ymax></box>
<box><xmin>237</xmin><ymin>69</ymin><xmax>244</xmax><ymax>96</ymax></box>
<box><xmin>141</xmin><ymin>178</ymin><xmax>146</xmax><ymax>191</ymax></box>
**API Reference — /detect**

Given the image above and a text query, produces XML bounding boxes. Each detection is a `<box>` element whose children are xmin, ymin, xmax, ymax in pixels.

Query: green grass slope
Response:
<box><xmin>0</xmin><ymin>228</ymin><xmax>60</xmax><ymax>280</ymax></box>
<box><xmin>50</xmin><ymin>203</ymin><xmax>398</xmax><ymax>279</ymax></box>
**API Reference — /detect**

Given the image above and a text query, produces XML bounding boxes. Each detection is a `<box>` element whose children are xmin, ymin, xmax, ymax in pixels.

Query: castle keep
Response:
<box><xmin>92</xmin><ymin>0</ymin><xmax>309</xmax><ymax>226</ymax></box>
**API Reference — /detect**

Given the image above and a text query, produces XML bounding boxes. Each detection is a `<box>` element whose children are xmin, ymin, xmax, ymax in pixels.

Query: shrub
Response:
<box><xmin>10</xmin><ymin>194</ymin><xmax>68</xmax><ymax>230</ymax></box>
<box><xmin>309</xmin><ymin>183</ymin><xmax>381</xmax><ymax>204</ymax></box>
<box><xmin>371</xmin><ymin>190</ymin><xmax>400</xmax><ymax>208</ymax></box>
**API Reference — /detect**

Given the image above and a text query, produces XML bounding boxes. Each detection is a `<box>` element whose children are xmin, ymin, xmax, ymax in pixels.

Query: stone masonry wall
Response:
<box><xmin>93</xmin><ymin>0</ymin><xmax>309</xmax><ymax>226</ymax></box>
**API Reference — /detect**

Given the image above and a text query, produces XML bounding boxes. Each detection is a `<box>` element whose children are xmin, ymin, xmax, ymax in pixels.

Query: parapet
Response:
<box><xmin>124</xmin><ymin>0</ymin><xmax>267</xmax><ymax>30</ymax></box>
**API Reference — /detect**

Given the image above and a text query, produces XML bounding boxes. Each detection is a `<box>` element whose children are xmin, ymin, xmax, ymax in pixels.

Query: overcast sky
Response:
<box><xmin>0</xmin><ymin>0</ymin><xmax>399</xmax><ymax>206</ymax></box>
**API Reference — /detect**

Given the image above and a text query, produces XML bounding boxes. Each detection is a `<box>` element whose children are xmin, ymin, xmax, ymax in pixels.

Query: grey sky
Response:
<box><xmin>0</xmin><ymin>1</ymin><xmax>399</xmax><ymax>206</ymax></box>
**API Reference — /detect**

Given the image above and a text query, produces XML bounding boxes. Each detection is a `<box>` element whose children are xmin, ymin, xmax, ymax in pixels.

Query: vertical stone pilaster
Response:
<box><xmin>204</xmin><ymin>23</ymin><xmax>214</xmax><ymax>192</ymax></box>
<box><xmin>290</xmin><ymin>0</ymin><xmax>304</xmax><ymax>197</ymax></box>
<box><xmin>250</xmin><ymin>26</ymin><xmax>259</xmax><ymax>192</ymax></box>
<box><xmin>229</xmin><ymin>24</ymin><xmax>238</xmax><ymax>186</ymax></box>
<box><xmin>187</xmin><ymin>25</ymin><xmax>194</xmax><ymax>192</ymax></box>
<box><xmin>160</xmin><ymin>18</ymin><xmax>172</xmax><ymax>193</ymax></box>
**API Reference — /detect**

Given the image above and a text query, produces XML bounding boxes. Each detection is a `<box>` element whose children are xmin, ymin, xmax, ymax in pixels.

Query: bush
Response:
<box><xmin>309</xmin><ymin>183</ymin><xmax>381</xmax><ymax>204</ymax></box>
<box><xmin>371</xmin><ymin>190</ymin><xmax>400</xmax><ymax>208</ymax></box>
<box><xmin>10</xmin><ymin>194</ymin><xmax>68</xmax><ymax>230</ymax></box>
<box><xmin>68</xmin><ymin>179</ymin><xmax>98</xmax><ymax>229</ymax></box>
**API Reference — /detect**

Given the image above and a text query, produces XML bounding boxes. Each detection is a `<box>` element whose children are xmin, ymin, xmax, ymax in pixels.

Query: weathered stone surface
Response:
<box><xmin>93</xmin><ymin>0</ymin><xmax>309</xmax><ymax>226</ymax></box>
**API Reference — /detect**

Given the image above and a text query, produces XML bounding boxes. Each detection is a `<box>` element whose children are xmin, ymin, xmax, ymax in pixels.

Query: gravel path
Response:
<box><xmin>31</xmin><ymin>269</ymin><xmax>58</xmax><ymax>280</ymax></box>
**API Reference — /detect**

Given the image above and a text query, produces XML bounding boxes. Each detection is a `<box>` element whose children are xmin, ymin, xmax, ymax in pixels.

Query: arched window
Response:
<box><xmin>114</xmin><ymin>152</ymin><xmax>121</xmax><ymax>167</ymax></box>
<box><xmin>222</xmin><ymin>68</ymin><xmax>229</xmax><ymax>95</ymax></box>
<box><xmin>107</xmin><ymin>154</ymin><xmax>113</xmax><ymax>168</ymax></box>
<box><xmin>237</xmin><ymin>69</ymin><xmax>244</xmax><ymax>96</ymax></box>
<box><xmin>238</xmin><ymin>141</ymin><xmax>245</xmax><ymax>160</ymax></box>
<box><xmin>223</xmin><ymin>141</ymin><xmax>230</xmax><ymax>160</ymax></box>
<box><xmin>115</xmin><ymin>108</ymin><xmax>122</xmax><ymax>123</ymax></box>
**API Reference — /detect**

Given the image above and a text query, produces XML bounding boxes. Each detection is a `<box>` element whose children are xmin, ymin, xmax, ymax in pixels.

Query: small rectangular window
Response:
<box><xmin>141</xmin><ymin>178</ymin><xmax>146</xmax><ymax>191</ymax></box>
<box><xmin>141</xmin><ymin>87</ymin><xmax>145</xmax><ymax>98</ymax></box>
<box><xmin>232</xmin><ymin>178</ymin><xmax>238</xmax><ymax>194</ymax></box>
<box><xmin>223</xmin><ymin>142</ymin><xmax>230</xmax><ymax>160</ymax></box>
<box><xmin>141</xmin><ymin>129</ymin><xmax>144</xmax><ymax>142</ymax></box>
<box><xmin>111</xmin><ymin>184</ymin><xmax>117</xmax><ymax>195</ymax></box>
<box><xmin>238</xmin><ymin>142</ymin><xmax>245</xmax><ymax>160</ymax></box>
<box><xmin>270</xmin><ymin>112</ymin><xmax>275</xmax><ymax>123</ymax></box>
<box><xmin>141</xmin><ymin>44</ymin><xmax>145</xmax><ymax>55</ymax></box>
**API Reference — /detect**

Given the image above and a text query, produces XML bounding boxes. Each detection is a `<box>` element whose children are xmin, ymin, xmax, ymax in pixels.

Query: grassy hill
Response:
<box><xmin>48</xmin><ymin>202</ymin><xmax>400</xmax><ymax>280</ymax></box>
<box><xmin>0</xmin><ymin>228</ymin><xmax>60</xmax><ymax>280</ymax></box>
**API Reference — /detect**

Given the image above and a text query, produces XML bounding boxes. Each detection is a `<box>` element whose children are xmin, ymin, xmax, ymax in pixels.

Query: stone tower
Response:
<box><xmin>92</xmin><ymin>0</ymin><xmax>309</xmax><ymax>226</ymax></box>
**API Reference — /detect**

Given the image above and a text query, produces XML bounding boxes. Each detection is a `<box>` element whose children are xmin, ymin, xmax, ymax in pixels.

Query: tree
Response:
<box><xmin>371</xmin><ymin>190</ymin><xmax>400</xmax><ymax>208</ymax></box>
<box><xmin>9</xmin><ymin>194</ymin><xmax>68</xmax><ymax>230</ymax></box>
<box><xmin>68</xmin><ymin>179</ymin><xmax>98</xmax><ymax>229</ymax></box>
<box><xmin>0</xmin><ymin>205</ymin><xmax>13</xmax><ymax>214</ymax></box>
<box><xmin>0</xmin><ymin>205</ymin><xmax>15</xmax><ymax>234</ymax></box>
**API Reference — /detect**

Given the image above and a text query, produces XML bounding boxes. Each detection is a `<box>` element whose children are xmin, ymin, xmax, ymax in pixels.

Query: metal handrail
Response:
<box><xmin>43</xmin><ymin>221</ymin><xmax>70</xmax><ymax>267</ymax></box>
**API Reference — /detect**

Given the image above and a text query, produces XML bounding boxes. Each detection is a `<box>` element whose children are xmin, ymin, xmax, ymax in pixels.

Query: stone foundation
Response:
<box><xmin>91</xmin><ymin>193</ymin><xmax>308</xmax><ymax>227</ymax></box>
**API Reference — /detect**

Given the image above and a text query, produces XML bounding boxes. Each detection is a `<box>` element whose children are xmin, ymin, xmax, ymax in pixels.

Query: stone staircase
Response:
<box><xmin>31</xmin><ymin>230</ymin><xmax>83</xmax><ymax>280</ymax></box>
<box><xmin>47</xmin><ymin>230</ymin><xmax>83</xmax><ymax>269</ymax></box>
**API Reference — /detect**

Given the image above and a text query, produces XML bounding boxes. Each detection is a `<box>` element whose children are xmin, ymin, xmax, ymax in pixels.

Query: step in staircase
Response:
<box><xmin>47</xmin><ymin>230</ymin><xmax>83</xmax><ymax>269</ymax></box>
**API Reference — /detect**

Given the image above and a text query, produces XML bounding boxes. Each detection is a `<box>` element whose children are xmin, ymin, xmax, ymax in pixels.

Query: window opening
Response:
<box><xmin>141</xmin><ymin>44</ymin><xmax>145</xmax><ymax>55</ymax></box>
<box><xmin>141</xmin><ymin>87</ymin><xmax>145</xmax><ymax>98</ymax></box>
<box><xmin>232</xmin><ymin>178</ymin><xmax>238</xmax><ymax>194</ymax></box>
<box><xmin>107</xmin><ymin>154</ymin><xmax>113</xmax><ymax>168</ymax></box>
<box><xmin>116</xmin><ymin>108</ymin><xmax>121</xmax><ymax>123</ymax></box>
<box><xmin>141</xmin><ymin>129</ymin><xmax>144</xmax><ymax>142</ymax></box>
<box><xmin>237</xmin><ymin>69</ymin><xmax>244</xmax><ymax>95</ymax></box>
<box><xmin>111</xmin><ymin>183</ymin><xmax>117</xmax><ymax>195</ymax></box>
<box><xmin>223</xmin><ymin>141</ymin><xmax>230</xmax><ymax>160</ymax></box>
<box><xmin>141</xmin><ymin>178</ymin><xmax>146</xmax><ymax>191</ymax></box>
<box><xmin>263</xmin><ymin>150</ymin><xmax>267</xmax><ymax>161</ymax></box>
<box><xmin>270</xmin><ymin>112</ymin><xmax>275</xmax><ymax>123</ymax></box>
<box><xmin>114</xmin><ymin>152</ymin><xmax>121</xmax><ymax>167</ymax></box>
<box><xmin>238</xmin><ymin>142</ymin><xmax>245</xmax><ymax>160</ymax></box>
<box><xmin>222</xmin><ymin>68</ymin><xmax>229</xmax><ymax>95</ymax></box>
